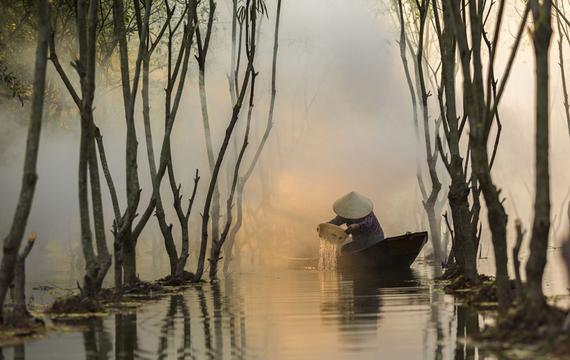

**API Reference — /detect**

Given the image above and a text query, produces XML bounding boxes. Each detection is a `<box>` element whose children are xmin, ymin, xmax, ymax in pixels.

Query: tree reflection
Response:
<box><xmin>150</xmin><ymin>282</ymin><xmax>246</xmax><ymax>360</ymax></box>
<box><xmin>13</xmin><ymin>345</ymin><xmax>23</xmax><ymax>360</ymax></box>
<box><xmin>83</xmin><ymin>318</ymin><xmax>112</xmax><ymax>360</ymax></box>
<box><xmin>197</xmin><ymin>286</ymin><xmax>214</xmax><ymax>360</ymax></box>
<box><xmin>114</xmin><ymin>313</ymin><xmax>138</xmax><ymax>360</ymax></box>
<box><xmin>157</xmin><ymin>294</ymin><xmax>193</xmax><ymax>359</ymax></box>
<box><xmin>2</xmin><ymin>283</ymin><xmax>249</xmax><ymax>360</ymax></box>
<box><xmin>453</xmin><ymin>304</ymin><xmax>480</xmax><ymax>360</ymax></box>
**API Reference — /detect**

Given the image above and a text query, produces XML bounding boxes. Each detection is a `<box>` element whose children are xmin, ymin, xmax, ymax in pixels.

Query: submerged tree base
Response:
<box><xmin>158</xmin><ymin>271</ymin><xmax>196</xmax><ymax>286</ymax></box>
<box><xmin>49</xmin><ymin>295</ymin><xmax>104</xmax><ymax>314</ymax></box>
<box><xmin>47</xmin><ymin>280</ymin><xmax>171</xmax><ymax>320</ymax></box>
<box><xmin>478</xmin><ymin>303</ymin><xmax>568</xmax><ymax>344</ymax></box>
<box><xmin>440</xmin><ymin>274</ymin><xmax>570</xmax><ymax>358</ymax></box>
<box><xmin>475</xmin><ymin>303</ymin><xmax>569</xmax><ymax>358</ymax></box>
<box><xmin>442</xmin><ymin>274</ymin><xmax>507</xmax><ymax>310</ymax></box>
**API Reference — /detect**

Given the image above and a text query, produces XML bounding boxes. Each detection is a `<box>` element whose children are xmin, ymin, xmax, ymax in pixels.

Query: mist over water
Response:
<box><xmin>0</xmin><ymin>265</ymin><xmax>502</xmax><ymax>360</ymax></box>
<box><xmin>0</xmin><ymin>0</ymin><xmax>569</xmax><ymax>292</ymax></box>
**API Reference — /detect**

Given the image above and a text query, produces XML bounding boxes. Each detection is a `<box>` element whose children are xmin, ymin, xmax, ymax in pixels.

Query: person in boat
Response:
<box><xmin>327</xmin><ymin>192</ymin><xmax>385</xmax><ymax>251</ymax></box>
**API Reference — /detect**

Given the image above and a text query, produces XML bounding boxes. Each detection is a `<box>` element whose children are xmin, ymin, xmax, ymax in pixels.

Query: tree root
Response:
<box><xmin>157</xmin><ymin>271</ymin><xmax>196</xmax><ymax>286</ymax></box>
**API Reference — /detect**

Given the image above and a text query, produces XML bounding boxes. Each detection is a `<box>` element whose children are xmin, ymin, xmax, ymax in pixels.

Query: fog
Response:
<box><xmin>0</xmin><ymin>0</ymin><xmax>569</xmax><ymax>286</ymax></box>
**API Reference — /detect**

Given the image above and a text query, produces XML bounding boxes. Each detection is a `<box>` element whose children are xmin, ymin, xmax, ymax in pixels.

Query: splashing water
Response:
<box><xmin>318</xmin><ymin>238</ymin><xmax>340</xmax><ymax>271</ymax></box>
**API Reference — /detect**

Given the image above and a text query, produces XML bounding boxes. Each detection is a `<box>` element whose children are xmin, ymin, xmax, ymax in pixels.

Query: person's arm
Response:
<box><xmin>331</xmin><ymin>216</ymin><xmax>360</xmax><ymax>235</ymax></box>
<box><xmin>348</xmin><ymin>214</ymin><xmax>376</xmax><ymax>233</ymax></box>
<box><xmin>328</xmin><ymin>216</ymin><xmax>346</xmax><ymax>226</ymax></box>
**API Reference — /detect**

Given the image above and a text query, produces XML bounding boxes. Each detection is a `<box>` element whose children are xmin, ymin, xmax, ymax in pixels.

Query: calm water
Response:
<box><xmin>0</xmin><ymin>260</ymin><xmax>506</xmax><ymax>360</ymax></box>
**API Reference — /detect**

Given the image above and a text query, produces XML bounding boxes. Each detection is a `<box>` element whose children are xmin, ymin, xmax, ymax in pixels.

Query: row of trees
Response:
<box><xmin>0</xmin><ymin>0</ymin><xmax>283</xmax><ymax>324</ymax></box>
<box><xmin>395</xmin><ymin>0</ymin><xmax>567</xmax><ymax>319</ymax></box>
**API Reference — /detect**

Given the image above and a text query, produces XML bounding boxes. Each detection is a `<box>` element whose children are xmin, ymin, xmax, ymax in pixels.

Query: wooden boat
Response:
<box><xmin>339</xmin><ymin>231</ymin><xmax>427</xmax><ymax>270</ymax></box>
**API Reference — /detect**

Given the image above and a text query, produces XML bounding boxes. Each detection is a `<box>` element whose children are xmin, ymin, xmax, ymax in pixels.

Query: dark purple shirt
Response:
<box><xmin>328</xmin><ymin>212</ymin><xmax>385</xmax><ymax>246</ymax></box>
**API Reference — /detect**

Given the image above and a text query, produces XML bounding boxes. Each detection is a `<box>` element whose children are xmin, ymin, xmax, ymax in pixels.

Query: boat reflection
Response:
<box><xmin>320</xmin><ymin>268</ymin><xmax>424</xmax><ymax>345</ymax></box>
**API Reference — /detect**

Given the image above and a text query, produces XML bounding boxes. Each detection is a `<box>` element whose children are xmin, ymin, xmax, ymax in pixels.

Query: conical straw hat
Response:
<box><xmin>333</xmin><ymin>191</ymin><xmax>373</xmax><ymax>219</ymax></box>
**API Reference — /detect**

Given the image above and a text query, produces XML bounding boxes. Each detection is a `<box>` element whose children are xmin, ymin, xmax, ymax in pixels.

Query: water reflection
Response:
<box><xmin>0</xmin><ymin>267</ymin><xmax>501</xmax><ymax>359</ymax></box>
<box><xmin>83</xmin><ymin>318</ymin><xmax>112</xmax><ymax>360</ymax></box>
<box><xmin>320</xmin><ymin>268</ymin><xmax>422</xmax><ymax>342</ymax></box>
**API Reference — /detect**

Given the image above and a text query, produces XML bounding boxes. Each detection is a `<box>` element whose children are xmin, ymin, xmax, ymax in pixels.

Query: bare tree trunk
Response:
<box><xmin>136</xmin><ymin>1</ymin><xmax>198</xmax><ymax>280</ymax></box>
<box><xmin>472</xmin><ymin>125</ymin><xmax>510</xmax><ymax>309</ymax></box>
<box><xmin>12</xmin><ymin>234</ymin><xmax>36</xmax><ymax>319</ymax></box>
<box><xmin>77</xmin><ymin>1</ymin><xmax>106</xmax><ymax>298</ymax></box>
<box><xmin>195</xmin><ymin>0</ymin><xmax>257</xmax><ymax>281</ymax></box>
<box><xmin>49</xmin><ymin>0</ymin><xmax>113</xmax><ymax>297</ymax></box>
<box><xmin>109</xmin><ymin>0</ymin><xmax>153</xmax><ymax>287</ymax></box>
<box><xmin>396</xmin><ymin>0</ymin><xmax>443</xmax><ymax>262</ymax></box>
<box><xmin>444</xmin><ymin>0</ymin><xmax>530</xmax><ymax>312</ymax></box>
<box><xmin>526</xmin><ymin>0</ymin><xmax>553</xmax><ymax>310</ymax></box>
<box><xmin>562</xmin><ymin>239</ymin><xmax>570</xmax><ymax>331</ymax></box>
<box><xmin>196</xmin><ymin>0</ymin><xmax>221</xmax><ymax>249</ymax></box>
<box><xmin>79</xmin><ymin>112</ymin><xmax>100</xmax><ymax>298</ymax></box>
<box><xmin>211</xmin><ymin>69</ymin><xmax>256</xmax><ymax>279</ymax></box>
<box><xmin>394</xmin><ymin>0</ymin><xmax>426</xmax><ymax>223</ymax></box>
<box><xmin>431</xmin><ymin>0</ymin><xmax>478</xmax><ymax>282</ymax></box>
<box><xmin>416</xmin><ymin>0</ymin><xmax>443</xmax><ymax>262</ymax></box>
<box><xmin>173</xmin><ymin>170</ymin><xmax>200</xmax><ymax>277</ymax></box>
<box><xmin>224</xmin><ymin>0</ymin><xmax>282</xmax><ymax>274</ymax></box>
<box><xmin>554</xmin><ymin>2</ymin><xmax>570</xmax><ymax>241</ymax></box>
<box><xmin>224</xmin><ymin>182</ymin><xmax>244</xmax><ymax>274</ymax></box>
<box><xmin>83</xmin><ymin>1</ymin><xmax>109</xmax><ymax>295</ymax></box>
<box><xmin>142</xmin><ymin>44</ymin><xmax>177</xmax><ymax>276</ymax></box>
<box><xmin>0</xmin><ymin>0</ymin><xmax>49</xmax><ymax>321</ymax></box>
<box><xmin>513</xmin><ymin>220</ymin><xmax>525</xmax><ymax>295</ymax></box>
<box><xmin>555</xmin><ymin>1</ymin><xmax>570</xmax><ymax>136</ymax></box>
<box><xmin>87</xmin><ymin>123</ymin><xmax>112</xmax><ymax>290</ymax></box>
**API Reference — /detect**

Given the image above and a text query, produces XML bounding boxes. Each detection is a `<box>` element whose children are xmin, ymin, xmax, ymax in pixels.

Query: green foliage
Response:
<box><xmin>0</xmin><ymin>59</ymin><xmax>30</xmax><ymax>105</ymax></box>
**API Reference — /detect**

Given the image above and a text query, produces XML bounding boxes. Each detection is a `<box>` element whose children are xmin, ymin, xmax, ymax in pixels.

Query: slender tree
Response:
<box><xmin>11</xmin><ymin>233</ymin><xmax>36</xmax><ymax>320</ymax></box>
<box><xmin>144</xmin><ymin>0</ymin><xmax>200</xmax><ymax>280</ymax></box>
<box><xmin>395</xmin><ymin>0</ymin><xmax>444</xmax><ymax>262</ymax></box>
<box><xmin>0</xmin><ymin>0</ymin><xmax>49</xmax><ymax>321</ymax></box>
<box><xmin>161</xmin><ymin>1</ymin><xmax>201</xmax><ymax>279</ymax></box>
<box><xmin>224</xmin><ymin>0</ymin><xmax>282</xmax><ymax>274</ymax></box>
<box><xmin>429</xmin><ymin>0</ymin><xmax>478</xmax><ymax>282</ymax></box>
<box><xmin>554</xmin><ymin>0</ymin><xmax>570</xmax><ymax>135</ymax></box>
<box><xmin>95</xmin><ymin>2</ymin><xmax>198</xmax><ymax>287</ymax></box>
<box><xmin>553</xmin><ymin>1</ymin><xmax>570</xmax><ymax>229</ymax></box>
<box><xmin>210</xmin><ymin>58</ymin><xmax>257</xmax><ymax>279</ymax></box>
<box><xmin>525</xmin><ymin>0</ymin><xmax>553</xmax><ymax>311</ymax></box>
<box><xmin>49</xmin><ymin>0</ymin><xmax>113</xmax><ymax>297</ymax></box>
<box><xmin>195</xmin><ymin>0</ymin><xmax>222</xmax><ymax>248</ymax></box>
<box><xmin>443</xmin><ymin>0</ymin><xmax>529</xmax><ymax>312</ymax></box>
<box><xmin>100</xmin><ymin>0</ymin><xmax>151</xmax><ymax>287</ymax></box>
<box><xmin>563</xmin><ymin>239</ymin><xmax>570</xmax><ymax>331</ymax></box>
<box><xmin>195</xmin><ymin>0</ymin><xmax>259</xmax><ymax>281</ymax></box>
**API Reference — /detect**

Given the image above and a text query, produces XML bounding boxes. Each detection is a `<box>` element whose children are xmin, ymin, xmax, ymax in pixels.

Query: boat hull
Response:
<box><xmin>339</xmin><ymin>231</ymin><xmax>427</xmax><ymax>270</ymax></box>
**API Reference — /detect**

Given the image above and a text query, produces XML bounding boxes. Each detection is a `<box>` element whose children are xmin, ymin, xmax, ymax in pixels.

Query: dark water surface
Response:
<box><xmin>1</xmin><ymin>262</ymin><xmax>502</xmax><ymax>359</ymax></box>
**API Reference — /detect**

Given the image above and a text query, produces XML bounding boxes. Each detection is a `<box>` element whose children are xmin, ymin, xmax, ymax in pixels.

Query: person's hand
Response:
<box><xmin>345</xmin><ymin>224</ymin><xmax>357</xmax><ymax>234</ymax></box>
